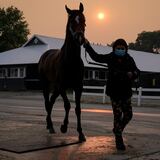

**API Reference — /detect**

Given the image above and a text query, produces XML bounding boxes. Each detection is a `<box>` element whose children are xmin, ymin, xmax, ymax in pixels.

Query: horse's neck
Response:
<box><xmin>62</xmin><ymin>33</ymin><xmax>81</xmax><ymax>61</ymax></box>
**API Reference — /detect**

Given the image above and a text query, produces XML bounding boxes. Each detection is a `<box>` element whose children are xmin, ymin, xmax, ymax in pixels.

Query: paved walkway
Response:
<box><xmin>0</xmin><ymin>91</ymin><xmax>160</xmax><ymax>160</ymax></box>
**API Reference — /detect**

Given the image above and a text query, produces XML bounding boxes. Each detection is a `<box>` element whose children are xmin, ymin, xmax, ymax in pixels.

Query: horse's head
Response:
<box><xmin>65</xmin><ymin>3</ymin><xmax>86</xmax><ymax>45</ymax></box>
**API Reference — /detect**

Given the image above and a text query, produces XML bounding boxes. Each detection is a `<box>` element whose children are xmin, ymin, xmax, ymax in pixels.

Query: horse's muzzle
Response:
<box><xmin>74</xmin><ymin>32</ymin><xmax>85</xmax><ymax>46</ymax></box>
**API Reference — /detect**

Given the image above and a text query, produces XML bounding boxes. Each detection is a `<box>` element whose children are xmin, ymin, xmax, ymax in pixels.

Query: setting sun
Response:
<box><xmin>97</xmin><ymin>12</ymin><xmax>105</xmax><ymax>20</ymax></box>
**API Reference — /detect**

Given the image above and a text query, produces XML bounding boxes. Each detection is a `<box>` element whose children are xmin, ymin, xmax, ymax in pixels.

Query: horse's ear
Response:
<box><xmin>65</xmin><ymin>5</ymin><xmax>72</xmax><ymax>15</ymax></box>
<box><xmin>79</xmin><ymin>2</ymin><xmax>84</xmax><ymax>13</ymax></box>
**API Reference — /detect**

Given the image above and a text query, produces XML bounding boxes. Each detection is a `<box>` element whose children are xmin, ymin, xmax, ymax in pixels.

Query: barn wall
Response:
<box><xmin>24</xmin><ymin>64</ymin><xmax>41</xmax><ymax>90</ymax></box>
<box><xmin>140</xmin><ymin>72</ymin><xmax>160</xmax><ymax>88</ymax></box>
<box><xmin>0</xmin><ymin>78</ymin><xmax>26</xmax><ymax>90</ymax></box>
<box><xmin>0</xmin><ymin>64</ymin><xmax>26</xmax><ymax>90</ymax></box>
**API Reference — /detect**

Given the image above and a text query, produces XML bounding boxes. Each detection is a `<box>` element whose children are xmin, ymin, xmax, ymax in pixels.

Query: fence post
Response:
<box><xmin>137</xmin><ymin>87</ymin><xmax>142</xmax><ymax>106</ymax></box>
<box><xmin>103</xmin><ymin>85</ymin><xmax>106</xmax><ymax>103</ymax></box>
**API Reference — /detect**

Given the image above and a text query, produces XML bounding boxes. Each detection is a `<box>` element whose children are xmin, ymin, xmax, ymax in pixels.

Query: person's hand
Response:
<box><xmin>127</xmin><ymin>72</ymin><xmax>133</xmax><ymax>79</ymax></box>
<box><xmin>83</xmin><ymin>38</ymin><xmax>90</xmax><ymax>48</ymax></box>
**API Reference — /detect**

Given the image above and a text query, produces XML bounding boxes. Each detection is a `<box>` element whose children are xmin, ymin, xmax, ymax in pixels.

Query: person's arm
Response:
<box><xmin>83</xmin><ymin>40</ymin><xmax>109</xmax><ymax>63</ymax></box>
<box><xmin>127</xmin><ymin>57</ymin><xmax>140</xmax><ymax>80</ymax></box>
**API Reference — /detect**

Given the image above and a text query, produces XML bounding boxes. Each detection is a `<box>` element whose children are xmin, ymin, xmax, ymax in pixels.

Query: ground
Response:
<box><xmin>0</xmin><ymin>91</ymin><xmax>160</xmax><ymax>160</ymax></box>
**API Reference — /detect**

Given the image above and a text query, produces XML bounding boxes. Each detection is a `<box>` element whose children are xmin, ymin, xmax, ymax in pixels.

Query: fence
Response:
<box><xmin>73</xmin><ymin>85</ymin><xmax>107</xmax><ymax>103</ymax></box>
<box><xmin>133</xmin><ymin>87</ymin><xmax>160</xmax><ymax>106</ymax></box>
<box><xmin>73</xmin><ymin>86</ymin><xmax>160</xmax><ymax>106</ymax></box>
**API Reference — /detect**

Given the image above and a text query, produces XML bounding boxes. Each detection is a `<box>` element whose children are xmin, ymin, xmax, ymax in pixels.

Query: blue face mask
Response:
<box><xmin>114</xmin><ymin>49</ymin><xmax>126</xmax><ymax>57</ymax></box>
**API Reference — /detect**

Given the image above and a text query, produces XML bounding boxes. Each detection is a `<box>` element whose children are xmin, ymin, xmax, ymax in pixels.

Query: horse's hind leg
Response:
<box><xmin>48</xmin><ymin>90</ymin><xmax>59</xmax><ymax>133</ymax></box>
<box><xmin>60</xmin><ymin>91</ymin><xmax>71</xmax><ymax>133</ymax></box>
<box><xmin>43</xmin><ymin>83</ymin><xmax>59</xmax><ymax>133</ymax></box>
<box><xmin>43</xmin><ymin>86</ymin><xmax>54</xmax><ymax>133</ymax></box>
<box><xmin>42</xmin><ymin>86</ymin><xmax>51</xmax><ymax>131</ymax></box>
<box><xmin>74</xmin><ymin>88</ymin><xmax>86</xmax><ymax>142</ymax></box>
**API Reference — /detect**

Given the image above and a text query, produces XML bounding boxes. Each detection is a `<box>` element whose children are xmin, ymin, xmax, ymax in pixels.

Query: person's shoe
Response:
<box><xmin>115</xmin><ymin>135</ymin><xmax>126</xmax><ymax>151</ymax></box>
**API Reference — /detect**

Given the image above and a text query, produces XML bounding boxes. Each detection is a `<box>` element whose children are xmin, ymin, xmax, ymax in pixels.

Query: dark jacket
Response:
<box><xmin>85</xmin><ymin>44</ymin><xmax>140</xmax><ymax>100</ymax></box>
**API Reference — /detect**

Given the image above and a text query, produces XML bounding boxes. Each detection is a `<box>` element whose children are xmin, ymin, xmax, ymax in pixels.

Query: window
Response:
<box><xmin>95</xmin><ymin>71</ymin><xmax>99</xmax><ymax>80</ymax></box>
<box><xmin>84</xmin><ymin>69</ymin><xmax>107</xmax><ymax>80</ymax></box>
<box><xmin>34</xmin><ymin>38</ymin><xmax>38</xmax><ymax>44</ymax></box>
<box><xmin>10</xmin><ymin>68</ymin><xmax>18</xmax><ymax>78</ymax></box>
<box><xmin>84</xmin><ymin>70</ymin><xmax>93</xmax><ymax>80</ymax></box>
<box><xmin>152</xmin><ymin>78</ymin><xmax>156</xmax><ymax>86</ymax></box>
<box><xmin>0</xmin><ymin>68</ymin><xmax>7</xmax><ymax>78</ymax></box>
<box><xmin>9</xmin><ymin>67</ymin><xmax>26</xmax><ymax>78</ymax></box>
<box><xmin>19</xmin><ymin>68</ymin><xmax>26</xmax><ymax>78</ymax></box>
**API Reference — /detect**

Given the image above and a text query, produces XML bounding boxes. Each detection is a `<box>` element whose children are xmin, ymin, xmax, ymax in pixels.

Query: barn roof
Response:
<box><xmin>0</xmin><ymin>34</ymin><xmax>160</xmax><ymax>73</ymax></box>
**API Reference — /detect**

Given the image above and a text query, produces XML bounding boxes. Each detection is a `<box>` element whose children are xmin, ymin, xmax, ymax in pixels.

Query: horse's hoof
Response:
<box><xmin>79</xmin><ymin>133</ymin><xmax>86</xmax><ymax>142</ymax></box>
<box><xmin>60</xmin><ymin>124</ymin><xmax>68</xmax><ymax>133</ymax></box>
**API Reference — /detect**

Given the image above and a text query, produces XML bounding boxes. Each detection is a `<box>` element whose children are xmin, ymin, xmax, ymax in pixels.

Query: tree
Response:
<box><xmin>0</xmin><ymin>6</ymin><xmax>30</xmax><ymax>52</ymax></box>
<box><xmin>129</xmin><ymin>30</ymin><xmax>160</xmax><ymax>54</ymax></box>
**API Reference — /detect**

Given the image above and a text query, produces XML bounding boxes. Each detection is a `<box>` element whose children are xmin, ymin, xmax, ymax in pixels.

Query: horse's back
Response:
<box><xmin>38</xmin><ymin>49</ymin><xmax>60</xmax><ymax>80</ymax></box>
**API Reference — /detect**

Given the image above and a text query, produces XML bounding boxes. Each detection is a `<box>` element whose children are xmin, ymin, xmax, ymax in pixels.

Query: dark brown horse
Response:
<box><xmin>38</xmin><ymin>3</ymin><xmax>86</xmax><ymax>142</ymax></box>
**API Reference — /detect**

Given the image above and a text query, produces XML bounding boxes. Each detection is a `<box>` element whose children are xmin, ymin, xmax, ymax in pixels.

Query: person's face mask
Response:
<box><xmin>114</xmin><ymin>48</ymin><xmax>126</xmax><ymax>56</ymax></box>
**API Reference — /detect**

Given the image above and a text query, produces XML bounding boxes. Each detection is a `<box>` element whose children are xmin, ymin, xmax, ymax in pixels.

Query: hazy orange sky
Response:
<box><xmin>0</xmin><ymin>0</ymin><xmax>160</xmax><ymax>44</ymax></box>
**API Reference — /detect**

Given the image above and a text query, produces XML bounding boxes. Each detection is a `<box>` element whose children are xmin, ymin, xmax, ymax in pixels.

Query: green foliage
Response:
<box><xmin>0</xmin><ymin>6</ymin><xmax>30</xmax><ymax>52</ymax></box>
<box><xmin>129</xmin><ymin>30</ymin><xmax>160</xmax><ymax>54</ymax></box>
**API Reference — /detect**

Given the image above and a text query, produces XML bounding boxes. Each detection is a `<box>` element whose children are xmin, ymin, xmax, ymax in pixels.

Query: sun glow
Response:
<box><xmin>97</xmin><ymin>12</ymin><xmax>105</xmax><ymax>20</ymax></box>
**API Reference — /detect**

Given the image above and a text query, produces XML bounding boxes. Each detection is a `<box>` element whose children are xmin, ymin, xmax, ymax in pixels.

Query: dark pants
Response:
<box><xmin>111</xmin><ymin>97</ymin><xmax>133</xmax><ymax>136</ymax></box>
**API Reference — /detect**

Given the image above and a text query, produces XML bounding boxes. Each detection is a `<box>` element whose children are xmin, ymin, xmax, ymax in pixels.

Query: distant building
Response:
<box><xmin>0</xmin><ymin>34</ymin><xmax>160</xmax><ymax>90</ymax></box>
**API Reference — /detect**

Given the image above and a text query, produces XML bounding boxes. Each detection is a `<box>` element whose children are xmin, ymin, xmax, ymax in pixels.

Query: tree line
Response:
<box><xmin>128</xmin><ymin>30</ymin><xmax>160</xmax><ymax>54</ymax></box>
<box><xmin>0</xmin><ymin>6</ymin><xmax>29</xmax><ymax>52</ymax></box>
<box><xmin>0</xmin><ymin>6</ymin><xmax>159</xmax><ymax>54</ymax></box>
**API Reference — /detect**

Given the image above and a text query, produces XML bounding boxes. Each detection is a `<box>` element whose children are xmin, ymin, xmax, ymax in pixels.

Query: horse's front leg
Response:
<box><xmin>60</xmin><ymin>91</ymin><xmax>71</xmax><ymax>133</ymax></box>
<box><xmin>74</xmin><ymin>88</ymin><xmax>86</xmax><ymax>142</ymax></box>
